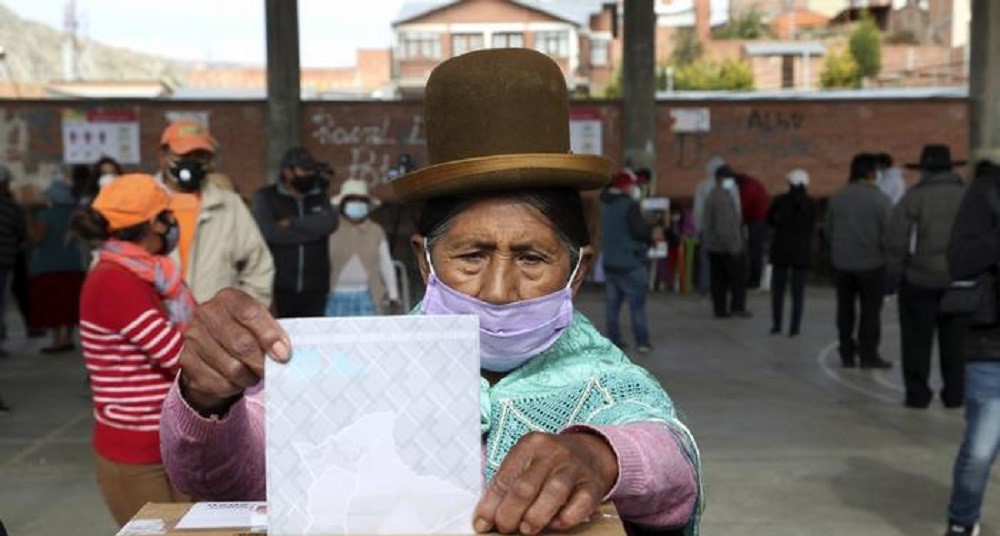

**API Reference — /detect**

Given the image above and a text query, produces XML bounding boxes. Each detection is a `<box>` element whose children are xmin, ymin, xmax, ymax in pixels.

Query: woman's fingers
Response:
<box><xmin>219</xmin><ymin>288</ymin><xmax>290</xmax><ymax>365</ymax></box>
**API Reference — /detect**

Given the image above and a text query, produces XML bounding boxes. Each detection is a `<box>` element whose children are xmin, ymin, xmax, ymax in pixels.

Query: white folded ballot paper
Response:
<box><xmin>266</xmin><ymin>315</ymin><xmax>482</xmax><ymax>536</ymax></box>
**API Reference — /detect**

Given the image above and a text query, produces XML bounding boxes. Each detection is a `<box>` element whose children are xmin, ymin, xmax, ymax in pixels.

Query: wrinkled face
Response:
<box><xmin>413</xmin><ymin>198</ymin><xmax>593</xmax><ymax>305</ymax></box>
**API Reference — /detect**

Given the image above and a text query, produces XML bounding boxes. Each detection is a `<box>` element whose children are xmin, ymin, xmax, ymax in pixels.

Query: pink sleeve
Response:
<box><xmin>160</xmin><ymin>378</ymin><xmax>266</xmax><ymax>501</ymax></box>
<box><xmin>561</xmin><ymin>422</ymin><xmax>698</xmax><ymax>529</ymax></box>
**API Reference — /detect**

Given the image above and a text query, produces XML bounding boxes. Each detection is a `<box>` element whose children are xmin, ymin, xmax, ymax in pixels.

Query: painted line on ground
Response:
<box><xmin>0</xmin><ymin>409</ymin><xmax>91</xmax><ymax>472</ymax></box>
<box><xmin>815</xmin><ymin>341</ymin><xmax>900</xmax><ymax>404</ymax></box>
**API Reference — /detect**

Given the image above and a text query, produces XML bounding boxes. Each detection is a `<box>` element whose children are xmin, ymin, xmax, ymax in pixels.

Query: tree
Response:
<box><xmin>819</xmin><ymin>49</ymin><xmax>861</xmax><ymax>88</ymax></box>
<box><xmin>848</xmin><ymin>11</ymin><xmax>882</xmax><ymax>80</ymax></box>
<box><xmin>673</xmin><ymin>59</ymin><xmax>754</xmax><ymax>91</ymax></box>
<box><xmin>713</xmin><ymin>7</ymin><xmax>770</xmax><ymax>40</ymax></box>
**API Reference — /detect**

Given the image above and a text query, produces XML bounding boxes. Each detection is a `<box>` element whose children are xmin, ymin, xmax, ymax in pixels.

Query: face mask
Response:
<box><xmin>169</xmin><ymin>159</ymin><xmax>207</xmax><ymax>193</ymax></box>
<box><xmin>343</xmin><ymin>201</ymin><xmax>369</xmax><ymax>221</ymax></box>
<box><xmin>722</xmin><ymin>178</ymin><xmax>736</xmax><ymax>190</ymax></box>
<box><xmin>420</xmin><ymin>239</ymin><xmax>581</xmax><ymax>372</ymax></box>
<box><xmin>157</xmin><ymin>215</ymin><xmax>180</xmax><ymax>255</ymax></box>
<box><xmin>291</xmin><ymin>174</ymin><xmax>318</xmax><ymax>194</ymax></box>
<box><xmin>629</xmin><ymin>185</ymin><xmax>642</xmax><ymax>201</ymax></box>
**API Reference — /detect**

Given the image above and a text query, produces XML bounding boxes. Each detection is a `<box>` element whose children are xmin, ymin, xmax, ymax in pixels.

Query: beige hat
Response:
<box><xmin>974</xmin><ymin>146</ymin><xmax>1000</xmax><ymax>166</ymax></box>
<box><xmin>787</xmin><ymin>169</ymin><xmax>809</xmax><ymax>186</ymax></box>
<box><xmin>332</xmin><ymin>179</ymin><xmax>381</xmax><ymax>207</ymax></box>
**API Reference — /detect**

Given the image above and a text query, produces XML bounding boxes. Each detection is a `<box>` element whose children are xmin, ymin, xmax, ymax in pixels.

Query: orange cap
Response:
<box><xmin>92</xmin><ymin>174</ymin><xmax>172</xmax><ymax>231</ymax></box>
<box><xmin>160</xmin><ymin>120</ymin><xmax>216</xmax><ymax>155</ymax></box>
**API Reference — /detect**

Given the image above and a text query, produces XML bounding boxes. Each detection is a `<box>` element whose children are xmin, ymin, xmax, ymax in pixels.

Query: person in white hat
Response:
<box><xmin>766</xmin><ymin>169</ymin><xmax>815</xmax><ymax>337</ymax></box>
<box><xmin>326</xmin><ymin>178</ymin><xmax>400</xmax><ymax>316</ymax></box>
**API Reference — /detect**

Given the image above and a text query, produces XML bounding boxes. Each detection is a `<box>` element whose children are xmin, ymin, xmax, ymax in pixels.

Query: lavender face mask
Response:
<box><xmin>420</xmin><ymin>240</ymin><xmax>580</xmax><ymax>372</ymax></box>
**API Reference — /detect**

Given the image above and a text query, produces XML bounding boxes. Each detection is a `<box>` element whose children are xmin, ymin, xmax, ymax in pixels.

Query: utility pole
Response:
<box><xmin>265</xmin><ymin>0</ymin><xmax>302</xmax><ymax>181</ymax></box>
<box><xmin>969</xmin><ymin>0</ymin><xmax>1000</xmax><ymax>152</ymax></box>
<box><xmin>621</xmin><ymin>0</ymin><xmax>657</xmax><ymax>189</ymax></box>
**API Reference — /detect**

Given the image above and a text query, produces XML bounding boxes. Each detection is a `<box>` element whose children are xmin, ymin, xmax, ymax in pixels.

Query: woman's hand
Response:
<box><xmin>474</xmin><ymin>432</ymin><xmax>619</xmax><ymax>535</ymax></box>
<box><xmin>179</xmin><ymin>288</ymin><xmax>291</xmax><ymax>415</ymax></box>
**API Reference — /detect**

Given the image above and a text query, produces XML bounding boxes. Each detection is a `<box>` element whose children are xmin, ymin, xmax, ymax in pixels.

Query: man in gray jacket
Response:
<box><xmin>886</xmin><ymin>145</ymin><xmax>967</xmax><ymax>408</ymax></box>
<box><xmin>826</xmin><ymin>154</ymin><xmax>893</xmax><ymax>368</ymax></box>
<box><xmin>703</xmin><ymin>165</ymin><xmax>749</xmax><ymax>318</ymax></box>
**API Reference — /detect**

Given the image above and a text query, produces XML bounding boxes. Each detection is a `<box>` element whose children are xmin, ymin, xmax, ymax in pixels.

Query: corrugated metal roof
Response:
<box><xmin>656</xmin><ymin>86</ymin><xmax>968</xmax><ymax>101</ymax></box>
<box><xmin>744</xmin><ymin>41</ymin><xmax>827</xmax><ymax>56</ymax></box>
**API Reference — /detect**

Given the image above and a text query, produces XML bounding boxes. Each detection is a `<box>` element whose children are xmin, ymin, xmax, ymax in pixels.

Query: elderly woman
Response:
<box><xmin>160</xmin><ymin>49</ymin><xmax>701</xmax><ymax>535</ymax></box>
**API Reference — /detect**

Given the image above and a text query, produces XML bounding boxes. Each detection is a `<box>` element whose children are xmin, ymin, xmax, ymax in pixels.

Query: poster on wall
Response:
<box><xmin>669</xmin><ymin>108</ymin><xmax>711</xmax><ymax>133</ymax></box>
<box><xmin>165</xmin><ymin>110</ymin><xmax>210</xmax><ymax>129</ymax></box>
<box><xmin>569</xmin><ymin>108</ymin><xmax>603</xmax><ymax>156</ymax></box>
<box><xmin>62</xmin><ymin>108</ymin><xmax>140</xmax><ymax>164</ymax></box>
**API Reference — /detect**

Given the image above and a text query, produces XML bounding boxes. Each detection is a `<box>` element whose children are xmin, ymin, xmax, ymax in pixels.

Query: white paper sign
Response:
<box><xmin>62</xmin><ymin>108</ymin><xmax>141</xmax><ymax>164</ymax></box>
<box><xmin>266</xmin><ymin>316</ymin><xmax>482</xmax><ymax>536</ymax></box>
<box><xmin>174</xmin><ymin>502</ymin><xmax>267</xmax><ymax>530</ymax></box>
<box><xmin>669</xmin><ymin>108</ymin><xmax>711</xmax><ymax>133</ymax></box>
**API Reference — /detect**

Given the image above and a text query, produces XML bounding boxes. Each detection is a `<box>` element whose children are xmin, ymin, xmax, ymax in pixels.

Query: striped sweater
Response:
<box><xmin>80</xmin><ymin>261</ymin><xmax>184</xmax><ymax>463</ymax></box>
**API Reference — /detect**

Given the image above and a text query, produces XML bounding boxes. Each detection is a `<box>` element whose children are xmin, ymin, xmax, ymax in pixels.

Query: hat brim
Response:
<box><xmin>905</xmin><ymin>160</ymin><xmax>967</xmax><ymax>169</ymax></box>
<box><xmin>391</xmin><ymin>153</ymin><xmax>611</xmax><ymax>204</ymax></box>
<box><xmin>332</xmin><ymin>193</ymin><xmax>382</xmax><ymax>208</ymax></box>
<box><xmin>166</xmin><ymin>138</ymin><xmax>216</xmax><ymax>155</ymax></box>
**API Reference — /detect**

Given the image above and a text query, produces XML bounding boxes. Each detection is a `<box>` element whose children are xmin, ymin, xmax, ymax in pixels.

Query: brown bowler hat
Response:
<box><xmin>391</xmin><ymin>48</ymin><xmax>611</xmax><ymax>203</ymax></box>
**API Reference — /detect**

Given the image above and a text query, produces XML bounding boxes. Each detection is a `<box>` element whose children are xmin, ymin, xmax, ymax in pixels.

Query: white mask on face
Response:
<box><xmin>722</xmin><ymin>178</ymin><xmax>736</xmax><ymax>190</ymax></box>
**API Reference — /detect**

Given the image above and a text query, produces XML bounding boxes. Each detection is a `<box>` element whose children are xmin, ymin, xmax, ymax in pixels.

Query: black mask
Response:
<box><xmin>291</xmin><ymin>174</ymin><xmax>319</xmax><ymax>194</ymax></box>
<box><xmin>170</xmin><ymin>159</ymin><xmax>207</xmax><ymax>193</ymax></box>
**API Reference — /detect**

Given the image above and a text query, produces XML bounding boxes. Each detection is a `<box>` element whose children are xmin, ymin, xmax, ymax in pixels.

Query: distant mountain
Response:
<box><xmin>0</xmin><ymin>3</ymin><xmax>189</xmax><ymax>87</ymax></box>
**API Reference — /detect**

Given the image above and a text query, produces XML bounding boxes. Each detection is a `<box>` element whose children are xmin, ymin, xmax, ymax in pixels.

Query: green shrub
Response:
<box><xmin>848</xmin><ymin>10</ymin><xmax>882</xmax><ymax>79</ymax></box>
<box><xmin>820</xmin><ymin>49</ymin><xmax>861</xmax><ymax>88</ymax></box>
<box><xmin>672</xmin><ymin>58</ymin><xmax>754</xmax><ymax>90</ymax></box>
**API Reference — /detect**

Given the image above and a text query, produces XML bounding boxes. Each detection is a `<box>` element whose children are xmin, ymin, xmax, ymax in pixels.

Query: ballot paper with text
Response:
<box><xmin>266</xmin><ymin>315</ymin><xmax>482</xmax><ymax>535</ymax></box>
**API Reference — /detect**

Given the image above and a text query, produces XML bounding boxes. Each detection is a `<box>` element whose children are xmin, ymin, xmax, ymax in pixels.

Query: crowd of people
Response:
<box><xmin>1</xmin><ymin>48</ymin><xmax>998</xmax><ymax>536</ymax></box>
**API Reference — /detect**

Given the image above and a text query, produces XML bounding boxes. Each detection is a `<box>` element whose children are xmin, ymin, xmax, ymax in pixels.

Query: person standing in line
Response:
<box><xmin>600</xmin><ymin>169</ymin><xmax>653</xmax><ymax>352</ymax></box>
<box><xmin>94</xmin><ymin>156</ymin><xmax>123</xmax><ymax>190</ymax></box>
<box><xmin>702</xmin><ymin>165</ymin><xmax>749</xmax><ymax>318</ymax></box>
<box><xmin>876</xmin><ymin>152</ymin><xmax>906</xmax><ymax>205</ymax></box>
<box><xmin>155</xmin><ymin>120</ymin><xmax>274</xmax><ymax>305</ymax></box>
<box><xmin>325</xmin><ymin>179</ymin><xmax>400</xmax><ymax>316</ymax></box>
<box><xmin>942</xmin><ymin>148</ymin><xmax>1000</xmax><ymax>536</ymax></box>
<box><xmin>767</xmin><ymin>169</ymin><xmax>815</xmax><ymax>337</ymax></box>
<box><xmin>693</xmin><ymin>155</ymin><xmax>728</xmax><ymax>296</ymax></box>
<box><xmin>26</xmin><ymin>177</ymin><xmax>85</xmax><ymax>353</ymax></box>
<box><xmin>826</xmin><ymin>154</ymin><xmax>893</xmax><ymax>369</ymax></box>
<box><xmin>0</xmin><ymin>166</ymin><xmax>25</xmax><ymax>355</ymax></box>
<box><xmin>73</xmin><ymin>174</ymin><xmax>192</xmax><ymax>526</ymax></box>
<box><xmin>735</xmin><ymin>171</ymin><xmax>771</xmax><ymax>290</ymax></box>
<box><xmin>885</xmin><ymin>145</ymin><xmax>967</xmax><ymax>409</ymax></box>
<box><xmin>251</xmin><ymin>147</ymin><xmax>338</xmax><ymax>318</ymax></box>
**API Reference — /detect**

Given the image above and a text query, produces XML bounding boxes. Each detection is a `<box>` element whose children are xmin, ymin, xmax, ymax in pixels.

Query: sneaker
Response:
<box><xmin>637</xmin><ymin>344</ymin><xmax>652</xmax><ymax>354</ymax></box>
<box><xmin>860</xmin><ymin>357</ymin><xmax>893</xmax><ymax>369</ymax></box>
<box><xmin>944</xmin><ymin>521</ymin><xmax>980</xmax><ymax>536</ymax></box>
<box><xmin>769</xmin><ymin>327</ymin><xmax>780</xmax><ymax>335</ymax></box>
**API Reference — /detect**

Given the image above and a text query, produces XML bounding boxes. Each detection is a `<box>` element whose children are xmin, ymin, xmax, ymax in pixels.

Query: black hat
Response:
<box><xmin>714</xmin><ymin>164</ymin><xmax>734</xmax><ymax>179</ymax></box>
<box><xmin>280</xmin><ymin>146</ymin><xmax>322</xmax><ymax>173</ymax></box>
<box><xmin>905</xmin><ymin>145</ymin><xmax>966</xmax><ymax>171</ymax></box>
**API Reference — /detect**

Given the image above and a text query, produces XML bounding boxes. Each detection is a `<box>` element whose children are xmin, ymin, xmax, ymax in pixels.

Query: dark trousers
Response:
<box><xmin>11</xmin><ymin>249</ymin><xmax>30</xmax><ymax>331</ymax></box>
<box><xmin>604</xmin><ymin>265</ymin><xmax>651</xmax><ymax>347</ymax></box>
<box><xmin>709</xmin><ymin>252</ymin><xmax>747</xmax><ymax>316</ymax></box>
<box><xmin>274</xmin><ymin>289</ymin><xmax>328</xmax><ymax>318</ymax></box>
<box><xmin>771</xmin><ymin>265</ymin><xmax>806</xmax><ymax>333</ymax></box>
<box><xmin>747</xmin><ymin>221</ymin><xmax>766</xmax><ymax>288</ymax></box>
<box><xmin>898</xmin><ymin>279</ymin><xmax>964</xmax><ymax>406</ymax></box>
<box><xmin>835</xmin><ymin>267</ymin><xmax>886</xmax><ymax>364</ymax></box>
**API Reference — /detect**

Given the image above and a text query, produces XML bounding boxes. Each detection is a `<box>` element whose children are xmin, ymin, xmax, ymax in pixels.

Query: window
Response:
<box><xmin>451</xmin><ymin>33</ymin><xmax>485</xmax><ymax>56</ymax></box>
<box><xmin>401</xmin><ymin>33</ymin><xmax>441</xmax><ymax>60</ymax></box>
<box><xmin>590</xmin><ymin>39</ymin><xmax>609</xmax><ymax>66</ymax></box>
<box><xmin>492</xmin><ymin>32</ymin><xmax>524</xmax><ymax>48</ymax></box>
<box><xmin>534</xmin><ymin>30</ymin><xmax>569</xmax><ymax>57</ymax></box>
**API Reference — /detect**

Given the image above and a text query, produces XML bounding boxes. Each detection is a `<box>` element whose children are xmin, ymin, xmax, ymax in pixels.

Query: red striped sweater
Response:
<box><xmin>80</xmin><ymin>262</ymin><xmax>184</xmax><ymax>463</ymax></box>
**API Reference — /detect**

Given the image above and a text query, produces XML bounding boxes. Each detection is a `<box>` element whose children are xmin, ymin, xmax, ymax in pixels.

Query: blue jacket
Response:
<box><xmin>600</xmin><ymin>191</ymin><xmax>651</xmax><ymax>272</ymax></box>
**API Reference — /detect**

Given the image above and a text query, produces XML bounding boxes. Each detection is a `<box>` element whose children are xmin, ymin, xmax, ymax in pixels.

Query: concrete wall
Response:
<box><xmin>0</xmin><ymin>95</ymin><xmax>967</xmax><ymax>203</ymax></box>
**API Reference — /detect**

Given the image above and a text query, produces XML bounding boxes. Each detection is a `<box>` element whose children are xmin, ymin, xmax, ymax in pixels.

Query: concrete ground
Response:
<box><xmin>1</xmin><ymin>287</ymin><xmax>997</xmax><ymax>536</ymax></box>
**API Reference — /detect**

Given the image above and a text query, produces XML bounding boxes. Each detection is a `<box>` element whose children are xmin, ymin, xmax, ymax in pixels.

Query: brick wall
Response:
<box><xmin>0</xmin><ymin>96</ymin><xmax>967</xmax><ymax>205</ymax></box>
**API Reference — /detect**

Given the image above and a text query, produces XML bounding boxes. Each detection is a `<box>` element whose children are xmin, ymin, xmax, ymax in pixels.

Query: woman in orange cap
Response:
<box><xmin>72</xmin><ymin>174</ymin><xmax>194</xmax><ymax>526</ymax></box>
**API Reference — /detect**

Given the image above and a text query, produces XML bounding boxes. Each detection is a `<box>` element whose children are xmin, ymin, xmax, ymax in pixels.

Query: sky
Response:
<box><xmin>5</xmin><ymin>0</ymin><xmax>409</xmax><ymax>67</ymax></box>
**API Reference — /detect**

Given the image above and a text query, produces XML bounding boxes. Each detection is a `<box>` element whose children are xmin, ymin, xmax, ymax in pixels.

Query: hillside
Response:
<box><xmin>0</xmin><ymin>3</ymin><xmax>189</xmax><ymax>87</ymax></box>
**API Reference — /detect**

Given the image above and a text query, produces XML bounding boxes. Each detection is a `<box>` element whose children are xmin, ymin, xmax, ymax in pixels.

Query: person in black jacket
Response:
<box><xmin>767</xmin><ymin>169</ymin><xmax>815</xmax><ymax>337</ymax></box>
<box><xmin>251</xmin><ymin>147</ymin><xmax>338</xmax><ymax>318</ymax></box>
<box><xmin>943</xmin><ymin>149</ymin><xmax>1000</xmax><ymax>536</ymax></box>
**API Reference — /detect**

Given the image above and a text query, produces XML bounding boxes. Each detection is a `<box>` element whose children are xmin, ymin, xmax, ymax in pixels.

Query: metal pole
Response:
<box><xmin>265</xmin><ymin>0</ymin><xmax>302</xmax><ymax>182</ymax></box>
<box><xmin>622</xmin><ymin>0</ymin><xmax>657</xmax><ymax>188</ymax></box>
<box><xmin>969</xmin><ymin>0</ymin><xmax>1000</xmax><ymax>152</ymax></box>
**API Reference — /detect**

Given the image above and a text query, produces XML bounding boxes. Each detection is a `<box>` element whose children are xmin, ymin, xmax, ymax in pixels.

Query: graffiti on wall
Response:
<box><xmin>310</xmin><ymin>113</ymin><xmax>426</xmax><ymax>186</ymax></box>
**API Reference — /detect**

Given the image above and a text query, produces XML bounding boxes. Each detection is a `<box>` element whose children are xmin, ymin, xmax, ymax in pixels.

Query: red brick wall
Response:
<box><xmin>0</xmin><ymin>97</ymin><xmax>967</xmax><ymax>205</ymax></box>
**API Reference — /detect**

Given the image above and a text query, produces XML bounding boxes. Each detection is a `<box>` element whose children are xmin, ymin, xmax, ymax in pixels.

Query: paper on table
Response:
<box><xmin>174</xmin><ymin>502</ymin><xmax>267</xmax><ymax>529</ymax></box>
<box><xmin>266</xmin><ymin>315</ymin><xmax>482</xmax><ymax>536</ymax></box>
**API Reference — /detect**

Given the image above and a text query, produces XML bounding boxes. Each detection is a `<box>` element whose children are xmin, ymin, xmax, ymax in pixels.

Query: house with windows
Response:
<box><xmin>391</xmin><ymin>0</ymin><xmax>619</xmax><ymax>98</ymax></box>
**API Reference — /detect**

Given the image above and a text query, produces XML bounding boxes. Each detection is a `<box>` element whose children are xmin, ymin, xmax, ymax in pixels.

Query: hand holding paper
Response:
<box><xmin>179</xmin><ymin>288</ymin><xmax>291</xmax><ymax>415</ymax></box>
